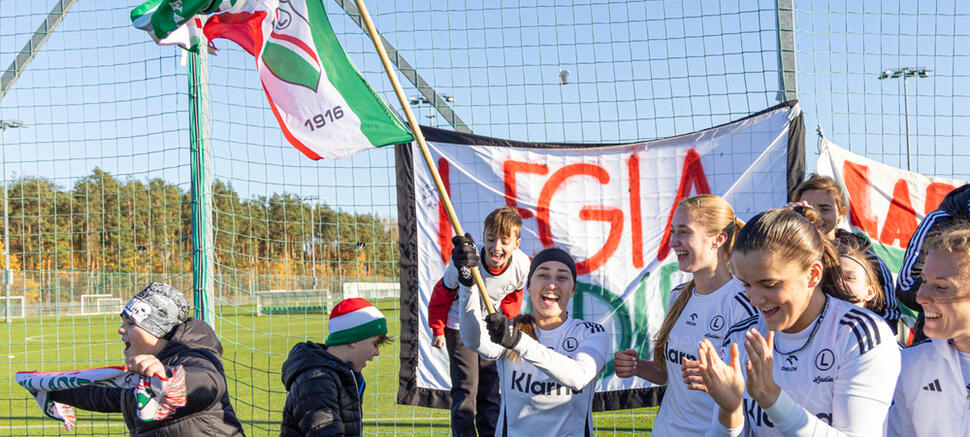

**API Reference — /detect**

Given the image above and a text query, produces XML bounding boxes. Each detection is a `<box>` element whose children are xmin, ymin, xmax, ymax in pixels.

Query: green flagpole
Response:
<box><xmin>189</xmin><ymin>39</ymin><xmax>215</xmax><ymax>326</ymax></box>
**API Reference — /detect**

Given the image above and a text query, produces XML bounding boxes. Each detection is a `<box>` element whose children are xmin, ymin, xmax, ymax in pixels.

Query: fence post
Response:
<box><xmin>776</xmin><ymin>0</ymin><xmax>797</xmax><ymax>102</ymax></box>
<box><xmin>189</xmin><ymin>39</ymin><xmax>215</xmax><ymax>326</ymax></box>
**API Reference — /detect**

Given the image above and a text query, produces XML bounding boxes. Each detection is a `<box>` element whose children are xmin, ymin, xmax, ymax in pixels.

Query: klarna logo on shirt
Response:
<box><xmin>510</xmin><ymin>370</ymin><xmax>581</xmax><ymax>396</ymax></box>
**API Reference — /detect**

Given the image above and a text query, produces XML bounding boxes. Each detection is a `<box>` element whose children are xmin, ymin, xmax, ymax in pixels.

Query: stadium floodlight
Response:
<box><xmin>408</xmin><ymin>94</ymin><xmax>454</xmax><ymax>127</ymax></box>
<box><xmin>0</xmin><ymin>120</ymin><xmax>26</xmax><ymax>323</ymax></box>
<box><xmin>878</xmin><ymin>67</ymin><xmax>931</xmax><ymax>171</ymax></box>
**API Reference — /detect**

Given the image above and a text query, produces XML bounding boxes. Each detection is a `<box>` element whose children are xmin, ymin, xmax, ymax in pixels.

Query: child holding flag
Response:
<box><xmin>427</xmin><ymin>206</ymin><xmax>529</xmax><ymax>437</ymax></box>
<box><xmin>27</xmin><ymin>282</ymin><xmax>246</xmax><ymax>436</ymax></box>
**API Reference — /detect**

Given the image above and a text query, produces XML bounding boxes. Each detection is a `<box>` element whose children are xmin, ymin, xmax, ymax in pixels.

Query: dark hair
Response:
<box><xmin>651</xmin><ymin>195</ymin><xmax>743</xmax><ymax>373</ymax></box>
<box><xmin>374</xmin><ymin>333</ymin><xmax>394</xmax><ymax>347</ymax></box>
<box><xmin>836</xmin><ymin>240</ymin><xmax>886</xmax><ymax>314</ymax></box>
<box><xmin>792</xmin><ymin>173</ymin><xmax>847</xmax><ymax>217</ymax></box>
<box><xmin>512</xmin><ymin>247</ymin><xmax>577</xmax><ymax>358</ymax></box>
<box><xmin>734</xmin><ymin>208</ymin><xmax>853</xmax><ymax>302</ymax></box>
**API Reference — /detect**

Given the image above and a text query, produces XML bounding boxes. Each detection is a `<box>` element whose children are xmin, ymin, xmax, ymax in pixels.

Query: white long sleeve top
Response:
<box><xmin>708</xmin><ymin>297</ymin><xmax>900</xmax><ymax>437</ymax></box>
<box><xmin>458</xmin><ymin>284</ymin><xmax>610</xmax><ymax>437</ymax></box>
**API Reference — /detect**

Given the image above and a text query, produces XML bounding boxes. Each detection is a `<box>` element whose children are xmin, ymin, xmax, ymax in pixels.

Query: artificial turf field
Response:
<box><xmin>0</xmin><ymin>298</ymin><xmax>655</xmax><ymax>436</ymax></box>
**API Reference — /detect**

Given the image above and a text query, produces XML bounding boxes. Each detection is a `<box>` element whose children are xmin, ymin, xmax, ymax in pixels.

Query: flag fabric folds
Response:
<box><xmin>16</xmin><ymin>365</ymin><xmax>187</xmax><ymax>430</ymax></box>
<box><xmin>132</xmin><ymin>0</ymin><xmax>414</xmax><ymax>160</ymax></box>
<box><xmin>131</xmin><ymin>0</ymin><xmax>220</xmax><ymax>50</ymax></box>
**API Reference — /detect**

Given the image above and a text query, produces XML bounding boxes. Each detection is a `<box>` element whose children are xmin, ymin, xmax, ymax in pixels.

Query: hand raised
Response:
<box><xmin>744</xmin><ymin>329</ymin><xmax>781</xmax><ymax>407</ymax></box>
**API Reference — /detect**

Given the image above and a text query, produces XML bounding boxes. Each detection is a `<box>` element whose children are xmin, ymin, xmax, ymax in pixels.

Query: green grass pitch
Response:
<box><xmin>0</xmin><ymin>299</ymin><xmax>655</xmax><ymax>436</ymax></box>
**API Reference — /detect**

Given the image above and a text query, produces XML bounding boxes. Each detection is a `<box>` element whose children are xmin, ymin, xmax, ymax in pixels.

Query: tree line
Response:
<box><xmin>3</xmin><ymin>168</ymin><xmax>399</xmax><ymax>295</ymax></box>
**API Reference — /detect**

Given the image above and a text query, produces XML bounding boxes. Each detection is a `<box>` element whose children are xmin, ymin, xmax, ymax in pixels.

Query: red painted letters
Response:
<box><xmin>503</xmin><ymin>160</ymin><xmax>549</xmax><ymax>219</ymax></box>
<box><xmin>656</xmin><ymin>149</ymin><xmax>710</xmax><ymax>261</ymax></box>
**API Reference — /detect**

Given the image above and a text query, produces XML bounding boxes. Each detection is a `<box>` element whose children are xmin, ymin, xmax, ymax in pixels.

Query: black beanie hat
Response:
<box><xmin>527</xmin><ymin>247</ymin><xmax>577</xmax><ymax>287</ymax></box>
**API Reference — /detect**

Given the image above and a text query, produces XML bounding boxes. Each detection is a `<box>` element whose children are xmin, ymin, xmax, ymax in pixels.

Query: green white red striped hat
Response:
<box><xmin>325</xmin><ymin>298</ymin><xmax>388</xmax><ymax>346</ymax></box>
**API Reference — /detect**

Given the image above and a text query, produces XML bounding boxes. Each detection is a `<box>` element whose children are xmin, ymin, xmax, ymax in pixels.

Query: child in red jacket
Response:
<box><xmin>427</xmin><ymin>206</ymin><xmax>529</xmax><ymax>437</ymax></box>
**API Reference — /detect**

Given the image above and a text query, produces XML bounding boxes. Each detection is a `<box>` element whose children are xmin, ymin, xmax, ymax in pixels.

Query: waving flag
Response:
<box><xmin>204</xmin><ymin>0</ymin><xmax>413</xmax><ymax>159</ymax></box>
<box><xmin>17</xmin><ymin>365</ymin><xmax>187</xmax><ymax>430</ymax></box>
<box><xmin>131</xmin><ymin>0</ymin><xmax>220</xmax><ymax>50</ymax></box>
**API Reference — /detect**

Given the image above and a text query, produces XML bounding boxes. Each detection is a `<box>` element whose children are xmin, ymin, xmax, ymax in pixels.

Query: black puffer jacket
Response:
<box><xmin>897</xmin><ymin>183</ymin><xmax>970</xmax><ymax>310</ymax></box>
<box><xmin>279</xmin><ymin>342</ymin><xmax>364</xmax><ymax>437</ymax></box>
<box><xmin>50</xmin><ymin>318</ymin><xmax>246</xmax><ymax>437</ymax></box>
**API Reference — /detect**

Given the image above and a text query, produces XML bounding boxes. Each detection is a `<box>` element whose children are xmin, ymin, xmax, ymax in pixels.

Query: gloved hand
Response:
<box><xmin>485</xmin><ymin>312</ymin><xmax>522</xmax><ymax>349</ymax></box>
<box><xmin>451</xmin><ymin>233</ymin><xmax>480</xmax><ymax>287</ymax></box>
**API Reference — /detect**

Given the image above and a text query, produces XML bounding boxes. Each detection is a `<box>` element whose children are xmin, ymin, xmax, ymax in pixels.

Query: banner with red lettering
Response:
<box><xmin>816</xmin><ymin>138</ymin><xmax>966</xmax><ymax>279</ymax></box>
<box><xmin>397</xmin><ymin>101</ymin><xmax>804</xmax><ymax>410</ymax></box>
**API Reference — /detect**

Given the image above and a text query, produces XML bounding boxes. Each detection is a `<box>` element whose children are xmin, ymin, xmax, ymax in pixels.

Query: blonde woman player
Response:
<box><xmin>889</xmin><ymin>221</ymin><xmax>970</xmax><ymax>436</ymax></box>
<box><xmin>612</xmin><ymin>194</ymin><xmax>755</xmax><ymax>435</ymax></box>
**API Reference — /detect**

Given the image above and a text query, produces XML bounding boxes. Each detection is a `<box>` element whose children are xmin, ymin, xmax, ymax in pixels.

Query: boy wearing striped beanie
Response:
<box><xmin>280</xmin><ymin>298</ymin><xmax>392</xmax><ymax>437</ymax></box>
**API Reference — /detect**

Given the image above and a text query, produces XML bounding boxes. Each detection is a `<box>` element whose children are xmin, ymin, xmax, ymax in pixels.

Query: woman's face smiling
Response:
<box><xmin>528</xmin><ymin>260</ymin><xmax>574</xmax><ymax>328</ymax></box>
<box><xmin>917</xmin><ymin>249</ymin><xmax>970</xmax><ymax>352</ymax></box>
<box><xmin>732</xmin><ymin>249</ymin><xmax>824</xmax><ymax>333</ymax></box>
<box><xmin>669</xmin><ymin>205</ymin><xmax>722</xmax><ymax>274</ymax></box>
<box><xmin>798</xmin><ymin>189</ymin><xmax>841</xmax><ymax>239</ymax></box>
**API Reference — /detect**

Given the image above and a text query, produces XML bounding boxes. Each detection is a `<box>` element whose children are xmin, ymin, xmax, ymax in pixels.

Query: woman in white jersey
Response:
<box><xmin>889</xmin><ymin>221</ymin><xmax>970</xmax><ymax>436</ymax></box>
<box><xmin>683</xmin><ymin>208</ymin><xmax>899</xmax><ymax>436</ymax></box>
<box><xmin>458</xmin><ymin>246</ymin><xmax>610</xmax><ymax>437</ymax></box>
<box><xmin>612</xmin><ymin>194</ymin><xmax>755</xmax><ymax>435</ymax></box>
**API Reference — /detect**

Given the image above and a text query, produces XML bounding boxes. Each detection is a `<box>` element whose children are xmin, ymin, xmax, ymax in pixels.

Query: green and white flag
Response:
<box><xmin>131</xmin><ymin>0</ymin><xmax>220</xmax><ymax>50</ymax></box>
<box><xmin>204</xmin><ymin>0</ymin><xmax>414</xmax><ymax>159</ymax></box>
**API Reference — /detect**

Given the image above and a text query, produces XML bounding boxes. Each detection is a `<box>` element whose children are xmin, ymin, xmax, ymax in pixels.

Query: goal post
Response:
<box><xmin>80</xmin><ymin>293</ymin><xmax>122</xmax><ymax>315</ymax></box>
<box><xmin>0</xmin><ymin>296</ymin><xmax>25</xmax><ymax>319</ymax></box>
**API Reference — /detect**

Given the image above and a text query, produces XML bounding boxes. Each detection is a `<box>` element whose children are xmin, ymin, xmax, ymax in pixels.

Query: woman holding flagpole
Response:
<box><xmin>457</xmin><ymin>246</ymin><xmax>610</xmax><ymax>437</ymax></box>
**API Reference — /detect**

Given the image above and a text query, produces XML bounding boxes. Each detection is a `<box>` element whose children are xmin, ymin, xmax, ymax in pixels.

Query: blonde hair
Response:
<box><xmin>651</xmin><ymin>195</ymin><xmax>743</xmax><ymax>373</ymax></box>
<box><xmin>924</xmin><ymin>220</ymin><xmax>970</xmax><ymax>279</ymax></box>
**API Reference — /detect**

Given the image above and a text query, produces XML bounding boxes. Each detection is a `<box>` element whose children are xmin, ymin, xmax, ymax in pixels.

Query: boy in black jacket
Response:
<box><xmin>280</xmin><ymin>297</ymin><xmax>391</xmax><ymax>437</ymax></box>
<box><xmin>50</xmin><ymin>282</ymin><xmax>246</xmax><ymax>436</ymax></box>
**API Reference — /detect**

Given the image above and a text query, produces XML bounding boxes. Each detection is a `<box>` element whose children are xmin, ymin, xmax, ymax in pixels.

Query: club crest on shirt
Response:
<box><xmin>815</xmin><ymin>349</ymin><xmax>835</xmax><ymax>371</ymax></box>
<box><xmin>709</xmin><ymin>315</ymin><xmax>725</xmax><ymax>331</ymax></box>
<box><xmin>562</xmin><ymin>337</ymin><xmax>578</xmax><ymax>352</ymax></box>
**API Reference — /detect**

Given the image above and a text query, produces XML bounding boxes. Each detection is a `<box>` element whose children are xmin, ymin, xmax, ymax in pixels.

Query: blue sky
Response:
<box><xmin>1</xmin><ymin>0</ymin><xmax>968</xmax><ymax>217</ymax></box>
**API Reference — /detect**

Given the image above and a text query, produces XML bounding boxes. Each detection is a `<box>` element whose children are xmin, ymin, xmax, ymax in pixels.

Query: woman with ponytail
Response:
<box><xmin>612</xmin><ymin>194</ymin><xmax>755</xmax><ymax>435</ymax></box>
<box><xmin>457</xmin><ymin>246</ymin><xmax>609</xmax><ymax>437</ymax></box>
<box><xmin>683</xmin><ymin>208</ymin><xmax>900</xmax><ymax>436</ymax></box>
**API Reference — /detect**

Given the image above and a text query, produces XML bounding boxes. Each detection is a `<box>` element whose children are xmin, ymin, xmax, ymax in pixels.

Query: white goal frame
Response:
<box><xmin>0</xmin><ymin>296</ymin><xmax>25</xmax><ymax>319</ymax></box>
<box><xmin>80</xmin><ymin>293</ymin><xmax>122</xmax><ymax>315</ymax></box>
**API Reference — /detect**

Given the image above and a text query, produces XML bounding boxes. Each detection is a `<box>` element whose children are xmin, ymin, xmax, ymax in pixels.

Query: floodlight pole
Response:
<box><xmin>0</xmin><ymin>120</ymin><xmax>25</xmax><ymax>323</ymax></box>
<box><xmin>879</xmin><ymin>67</ymin><xmax>930</xmax><ymax>171</ymax></box>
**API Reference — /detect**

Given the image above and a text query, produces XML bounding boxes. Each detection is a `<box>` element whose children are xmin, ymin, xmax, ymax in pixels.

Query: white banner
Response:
<box><xmin>398</xmin><ymin>102</ymin><xmax>803</xmax><ymax>410</ymax></box>
<box><xmin>816</xmin><ymin>138</ymin><xmax>967</xmax><ymax>269</ymax></box>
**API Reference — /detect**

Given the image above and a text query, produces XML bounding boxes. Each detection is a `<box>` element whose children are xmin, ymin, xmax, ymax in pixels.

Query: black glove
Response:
<box><xmin>485</xmin><ymin>312</ymin><xmax>522</xmax><ymax>349</ymax></box>
<box><xmin>451</xmin><ymin>233</ymin><xmax>480</xmax><ymax>287</ymax></box>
